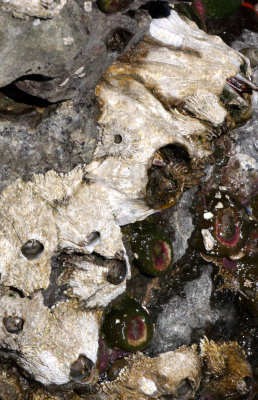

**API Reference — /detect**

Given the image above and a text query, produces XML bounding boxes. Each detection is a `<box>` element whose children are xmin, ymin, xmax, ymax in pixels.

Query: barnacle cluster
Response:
<box><xmin>0</xmin><ymin>7</ymin><xmax>256</xmax><ymax>398</ymax></box>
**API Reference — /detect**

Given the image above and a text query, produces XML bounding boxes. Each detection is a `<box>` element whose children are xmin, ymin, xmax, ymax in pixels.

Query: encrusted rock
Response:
<box><xmin>100</xmin><ymin>345</ymin><xmax>201</xmax><ymax>399</ymax></box>
<box><xmin>148</xmin><ymin>267</ymin><xmax>236</xmax><ymax>354</ymax></box>
<box><xmin>0</xmin><ymin>289</ymin><xmax>101</xmax><ymax>385</ymax></box>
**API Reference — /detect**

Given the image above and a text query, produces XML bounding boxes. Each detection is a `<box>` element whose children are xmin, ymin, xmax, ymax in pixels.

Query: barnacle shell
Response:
<box><xmin>0</xmin><ymin>180</ymin><xmax>57</xmax><ymax>295</ymax></box>
<box><xmin>100</xmin><ymin>345</ymin><xmax>201</xmax><ymax>399</ymax></box>
<box><xmin>200</xmin><ymin>337</ymin><xmax>253</xmax><ymax>399</ymax></box>
<box><xmin>0</xmin><ymin>168</ymin><xmax>127</xmax><ymax>296</ymax></box>
<box><xmin>93</xmin><ymin>11</ymin><xmax>247</xmax><ymax>213</ymax></box>
<box><xmin>0</xmin><ymin>290</ymin><xmax>101</xmax><ymax>385</ymax></box>
<box><xmin>0</xmin><ymin>0</ymin><xmax>67</xmax><ymax>18</ymax></box>
<box><xmin>0</xmin><ymin>11</ymin><xmax>253</xmax><ymax>388</ymax></box>
<box><xmin>58</xmin><ymin>254</ymin><xmax>127</xmax><ymax>309</ymax></box>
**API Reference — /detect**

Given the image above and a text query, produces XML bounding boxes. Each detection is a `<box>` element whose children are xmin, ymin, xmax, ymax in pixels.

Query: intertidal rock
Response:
<box><xmin>100</xmin><ymin>345</ymin><xmax>201</xmax><ymax>399</ymax></box>
<box><xmin>0</xmin><ymin>9</ymin><xmax>255</xmax><ymax>390</ymax></box>
<box><xmin>0</xmin><ymin>0</ymin><xmax>67</xmax><ymax>19</ymax></box>
<box><xmin>148</xmin><ymin>267</ymin><xmax>236</xmax><ymax>355</ymax></box>
<box><xmin>0</xmin><ymin>2</ymin><xmax>150</xmax><ymax>102</ymax></box>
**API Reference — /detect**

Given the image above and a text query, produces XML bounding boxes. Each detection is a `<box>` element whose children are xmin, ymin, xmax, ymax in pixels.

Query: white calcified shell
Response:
<box><xmin>0</xmin><ymin>0</ymin><xmax>67</xmax><ymax>18</ymax></box>
<box><xmin>0</xmin><ymin>168</ymin><xmax>126</xmax><ymax>295</ymax></box>
<box><xmin>92</xmin><ymin>11</ymin><xmax>245</xmax><ymax>222</ymax></box>
<box><xmin>101</xmin><ymin>345</ymin><xmax>201</xmax><ymax>399</ymax></box>
<box><xmin>58</xmin><ymin>255</ymin><xmax>127</xmax><ymax>308</ymax></box>
<box><xmin>0</xmin><ymin>180</ymin><xmax>57</xmax><ymax>295</ymax></box>
<box><xmin>0</xmin><ymin>290</ymin><xmax>101</xmax><ymax>385</ymax></box>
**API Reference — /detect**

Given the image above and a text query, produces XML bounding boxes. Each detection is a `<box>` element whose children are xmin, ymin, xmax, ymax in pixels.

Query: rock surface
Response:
<box><xmin>148</xmin><ymin>267</ymin><xmax>236</xmax><ymax>355</ymax></box>
<box><xmin>0</xmin><ymin>2</ymin><xmax>150</xmax><ymax>102</ymax></box>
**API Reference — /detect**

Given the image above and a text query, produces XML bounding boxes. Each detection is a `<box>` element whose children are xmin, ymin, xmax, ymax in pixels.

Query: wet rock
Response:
<box><xmin>164</xmin><ymin>188</ymin><xmax>196</xmax><ymax>262</ymax></box>
<box><xmin>148</xmin><ymin>266</ymin><xmax>236</xmax><ymax>355</ymax></box>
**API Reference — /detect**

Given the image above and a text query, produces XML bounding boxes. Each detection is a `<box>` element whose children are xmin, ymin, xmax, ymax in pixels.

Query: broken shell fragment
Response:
<box><xmin>102</xmin><ymin>296</ymin><xmax>153</xmax><ymax>351</ymax></box>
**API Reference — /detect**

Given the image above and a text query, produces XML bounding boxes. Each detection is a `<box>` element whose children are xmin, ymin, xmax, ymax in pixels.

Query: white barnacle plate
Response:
<box><xmin>58</xmin><ymin>255</ymin><xmax>127</xmax><ymax>309</ymax></box>
<box><xmin>92</xmin><ymin>11</ymin><xmax>247</xmax><ymax>219</ymax></box>
<box><xmin>0</xmin><ymin>290</ymin><xmax>101</xmax><ymax>385</ymax></box>
<box><xmin>0</xmin><ymin>180</ymin><xmax>57</xmax><ymax>295</ymax></box>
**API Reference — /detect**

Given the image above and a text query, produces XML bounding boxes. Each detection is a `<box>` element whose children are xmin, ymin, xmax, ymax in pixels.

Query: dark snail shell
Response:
<box><xmin>102</xmin><ymin>296</ymin><xmax>153</xmax><ymax>352</ymax></box>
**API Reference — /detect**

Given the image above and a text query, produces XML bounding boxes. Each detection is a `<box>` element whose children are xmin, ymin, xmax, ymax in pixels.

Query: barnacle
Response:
<box><xmin>100</xmin><ymin>345</ymin><xmax>201</xmax><ymax>399</ymax></box>
<box><xmin>200</xmin><ymin>337</ymin><xmax>253</xmax><ymax>399</ymax></box>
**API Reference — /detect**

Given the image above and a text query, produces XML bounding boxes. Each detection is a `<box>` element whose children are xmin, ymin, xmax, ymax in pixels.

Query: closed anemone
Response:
<box><xmin>102</xmin><ymin>297</ymin><xmax>153</xmax><ymax>351</ymax></box>
<box><xmin>130</xmin><ymin>227</ymin><xmax>173</xmax><ymax>277</ymax></box>
<box><xmin>195</xmin><ymin>190</ymin><xmax>249</xmax><ymax>257</ymax></box>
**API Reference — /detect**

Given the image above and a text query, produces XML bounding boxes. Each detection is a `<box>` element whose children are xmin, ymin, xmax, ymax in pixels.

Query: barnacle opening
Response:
<box><xmin>3</xmin><ymin>316</ymin><xmax>24</xmax><ymax>334</ymax></box>
<box><xmin>106</xmin><ymin>259</ymin><xmax>127</xmax><ymax>285</ymax></box>
<box><xmin>70</xmin><ymin>354</ymin><xmax>94</xmax><ymax>382</ymax></box>
<box><xmin>141</xmin><ymin>1</ymin><xmax>171</xmax><ymax>19</ymax></box>
<box><xmin>146</xmin><ymin>144</ymin><xmax>191</xmax><ymax>209</ymax></box>
<box><xmin>106</xmin><ymin>28</ymin><xmax>133</xmax><ymax>53</ymax></box>
<box><xmin>21</xmin><ymin>240</ymin><xmax>44</xmax><ymax>260</ymax></box>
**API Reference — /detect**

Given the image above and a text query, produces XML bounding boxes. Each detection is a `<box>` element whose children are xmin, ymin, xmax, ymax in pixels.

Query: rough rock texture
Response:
<box><xmin>0</xmin><ymin>94</ymin><xmax>98</xmax><ymax>193</ymax></box>
<box><xmin>148</xmin><ymin>267</ymin><xmax>236</xmax><ymax>355</ymax></box>
<box><xmin>0</xmin><ymin>1</ymin><xmax>150</xmax><ymax>102</ymax></box>
<box><xmin>166</xmin><ymin>188</ymin><xmax>197</xmax><ymax>262</ymax></box>
<box><xmin>0</xmin><ymin>7</ymin><xmax>257</xmax><ymax>397</ymax></box>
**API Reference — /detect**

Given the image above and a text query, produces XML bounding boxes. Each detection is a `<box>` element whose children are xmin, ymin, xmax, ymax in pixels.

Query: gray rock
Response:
<box><xmin>149</xmin><ymin>267</ymin><xmax>236</xmax><ymax>355</ymax></box>
<box><xmin>0</xmin><ymin>92</ymin><xmax>98</xmax><ymax>192</ymax></box>
<box><xmin>0</xmin><ymin>2</ymin><xmax>150</xmax><ymax>102</ymax></box>
<box><xmin>167</xmin><ymin>188</ymin><xmax>196</xmax><ymax>263</ymax></box>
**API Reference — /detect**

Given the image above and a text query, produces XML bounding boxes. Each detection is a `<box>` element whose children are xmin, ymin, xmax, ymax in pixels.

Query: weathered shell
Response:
<box><xmin>100</xmin><ymin>345</ymin><xmax>201</xmax><ymax>399</ymax></box>
<box><xmin>0</xmin><ymin>167</ymin><xmax>127</xmax><ymax>296</ymax></box>
<box><xmin>0</xmin><ymin>290</ymin><xmax>101</xmax><ymax>385</ymax></box>
<box><xmin>0</xmin><ymin>0</ymin><xmax>67</xmax><ymax>18</ymax></box>
<box><xmin>93</xmin><ymin>11</ymin><xmax>248</xmax><ymax>216</ymax></box>
<box><xmin>0</xmin><ymin>180</ymin><xmax>58</xmax><ymax>295</ymax></box>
